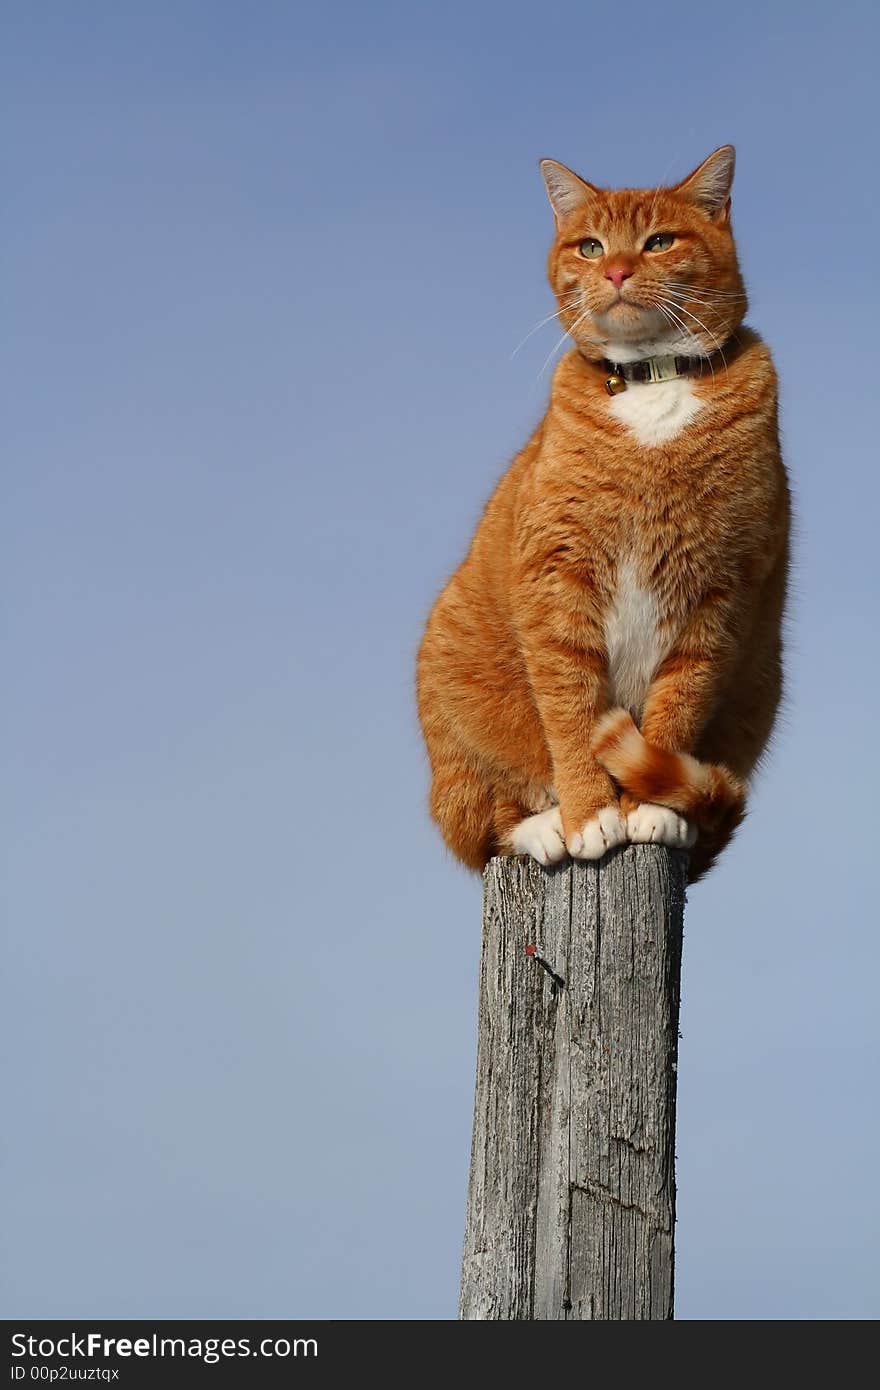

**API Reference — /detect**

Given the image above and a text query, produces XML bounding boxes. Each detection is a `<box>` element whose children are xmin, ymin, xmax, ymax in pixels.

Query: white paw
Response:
<box><xmin>626</xmin><ymin>802</ymin><xmax>698</xmax><ymax>849</ymax></box>
<box><xmin>567</xmin><ymin>805</ymin><xmax>627</xmax><ymax>860</ymax></box>
<box><xmin>509</xmin><ymin>806</ymin><xmax>567</xmax><ymax>866</ymax></box>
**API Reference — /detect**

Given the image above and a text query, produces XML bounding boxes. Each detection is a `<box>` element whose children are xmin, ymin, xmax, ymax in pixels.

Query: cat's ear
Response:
<box><xmin>674</xmin><ymin>145</ymin><xmax>736</xmax><ymax>222</ymax></box>
<box><xmin>539</xmin><ymin>159</ymin><xmax>598</xmax><ymax>225</ymax></box>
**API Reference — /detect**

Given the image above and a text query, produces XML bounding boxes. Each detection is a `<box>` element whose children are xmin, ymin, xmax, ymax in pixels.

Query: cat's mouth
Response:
<box><xmin>591</xmin><ymin>296</ymin><xmax>667</xmax><ymax>344</ymax></box>
<box><xmin>598</xmin><ymin>294</ymin><xmax>654</xmax><ymax>322</ymax></box>
<box><xmin>605</xmin><ymin>291</ymin><xmax>644</xmax><ymax>311</ymax></box>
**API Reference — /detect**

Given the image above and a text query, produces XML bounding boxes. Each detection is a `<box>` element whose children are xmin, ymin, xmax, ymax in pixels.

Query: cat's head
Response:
<box><xmin>539</xmin><ymin>147</ymin><xmax>746</xmax><ymax>364</ymax></box>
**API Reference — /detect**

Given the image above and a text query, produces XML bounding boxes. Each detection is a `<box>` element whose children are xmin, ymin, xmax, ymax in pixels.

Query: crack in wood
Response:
<box><xmin>570</xmin><ymin>1180</ymin><xmax>671</xmax><ymax>1233</ymax></box>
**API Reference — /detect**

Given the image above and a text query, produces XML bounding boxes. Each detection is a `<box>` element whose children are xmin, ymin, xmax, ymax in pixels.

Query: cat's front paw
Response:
<box><xmin>626</xmin><ymin>802</ymin><xmax>697</xmax><ymax>849</ymax></box>
<box><xmin>509</xmin><ymin>806</ymin><xmax>567</xmax><ymax>867</ymax></box>
<box><xmin>567</xmin><ymin>805</ymin><xmax>627</xmax><ymax>860</ymax></box>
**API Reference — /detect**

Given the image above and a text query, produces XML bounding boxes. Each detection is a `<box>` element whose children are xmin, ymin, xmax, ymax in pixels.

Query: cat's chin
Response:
<box><xmin>595</xmin><ymin>299</ymin><xmax>659</xmax><ymax>328</ymax></box>
<box><xmin>592</xmin><ymin>329</ymin><xmax>706</xmax><ymax>363</ymax></box>
<box><xmin>588</xmin><ymin>306</ymin><xmax>689</xmax><ymax>361</ymax></box>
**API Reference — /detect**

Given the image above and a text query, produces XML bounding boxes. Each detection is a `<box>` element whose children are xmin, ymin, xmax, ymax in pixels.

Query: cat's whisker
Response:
<box><xmin>662</xmin><ymin>303</ymin><xmax>727</xmax><ymax>385</ymax></box>
<box><xmin>652</xmin><ymin>299</ymin><xmax>717</xmax><ymax>389</ymax></box>
<box><xmin>538</xmin><ymin>329</ymin><xmax>575</xmax><ymax>380</ymax></box>
<box><xmin>664</xmin><ymin>282</ymin><xmax>745</xmax><ymax>295</ymax></box>
<box><xmin>667</xmin><ymin>298</ymin><xmax>741</xmax><ymax>321</ymax></box>
<box><xmin>664</xmin><ymin>290</ymin><xmax>731</xmax><ymax>319</ymax></box>
<box><xmin>662</xmin><ymin>285</ymin><xmax>730</xmax><ymax>307</ymax></box>
<box><xmin>510</xmin><ymin>296</ymin><xmax>581</xmax><ymax>359</ymax></box>
<box><xmin>659</xmin><ymin>298</ymin><xmax>729</xmax><ymax>374</ymax></box>
<box><xmin>646</xmin><ymin>294</ymin><xmax>699</xmax><ymax>347</ymax></box>
<box><xmin>652</xmin><ymin>299</ymin><xmax>694</xmax><ymax>353</ymax></box>
<box><xmin>536</xmin><ymin>306</ymin><xmax>601</xmax><ymax>380</ymax></box>
<box><xmin>664</xmin><ymin>281</ymin><xmax>746</xmax><ymax>301</ymax></box>
<box><xmin>644</xmin><ymin>283</ymin><xmax>727</xmax><ymax>318</ymax></box>
<box><xmin>656</xmin><ymin>301</ymin><xmax>720</xmax><ymax>372</ymax></box>
<box><xmin>537</xmin><ymin>312</ymin><xmax>589</xmax><ymax>380</ymax></box>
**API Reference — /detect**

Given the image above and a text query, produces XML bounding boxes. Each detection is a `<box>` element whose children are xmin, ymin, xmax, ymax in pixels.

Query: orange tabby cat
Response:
<box><xmin>417</xmin><ymin>147</ymin><xmax>790</xmax><ymax>883</ymax></box>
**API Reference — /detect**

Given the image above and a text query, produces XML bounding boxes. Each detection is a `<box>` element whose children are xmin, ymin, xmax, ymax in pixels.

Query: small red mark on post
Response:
<box><xmin>524</xmin><ymin>946</ymin><xmax>565</xmax><ymax>992</ymax></box>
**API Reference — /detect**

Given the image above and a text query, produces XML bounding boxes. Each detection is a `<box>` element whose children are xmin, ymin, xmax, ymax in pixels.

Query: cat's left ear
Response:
<box><xmin>674</xmin><ymin>145</ymin><xmax>735</xmax><ymax>222</ymax></box>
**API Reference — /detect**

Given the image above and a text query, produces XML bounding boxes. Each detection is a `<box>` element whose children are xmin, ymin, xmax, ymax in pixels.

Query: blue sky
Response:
<box><xmin>3</xmin><ymin>0</ymin><xmax>878</xmax><ymax>1319</ymax></box>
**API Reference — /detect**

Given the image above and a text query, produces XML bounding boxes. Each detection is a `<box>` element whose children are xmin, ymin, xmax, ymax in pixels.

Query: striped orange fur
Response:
<box><xmin>592</xmin><ymin>708</ymin><xmax>746</xmax><ymax>835</ymax></box>
<box><xmin>417</xmin><ymin>148</ymin><xmax>790</xmax><ymax>883</ymax></box>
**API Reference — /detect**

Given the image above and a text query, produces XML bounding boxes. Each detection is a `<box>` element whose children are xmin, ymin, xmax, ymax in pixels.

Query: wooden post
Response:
<box><xmin>459</xmin><ymin>844</ymin><xmax>687</xmax><ymax>1320</ymax></box>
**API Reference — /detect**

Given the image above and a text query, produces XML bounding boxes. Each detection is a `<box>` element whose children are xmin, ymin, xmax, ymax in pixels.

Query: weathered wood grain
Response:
<box><xmin>459</xmin><ymin>845</ymin><xmax>686</xmax><ymax>1320</ymax></box>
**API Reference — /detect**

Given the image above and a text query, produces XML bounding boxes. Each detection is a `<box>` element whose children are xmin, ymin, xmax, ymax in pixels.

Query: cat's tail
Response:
<box><xmin>592</xmin><ymin>708</ymin><xmax>746</xmax><ymax>832</ymax></box>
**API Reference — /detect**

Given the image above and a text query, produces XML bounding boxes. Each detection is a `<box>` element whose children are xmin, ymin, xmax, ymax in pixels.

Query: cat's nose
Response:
<box><xmin>605</xmin><ymin>263</ymin><xmax>634</xmax><ymax>290</ymax></box>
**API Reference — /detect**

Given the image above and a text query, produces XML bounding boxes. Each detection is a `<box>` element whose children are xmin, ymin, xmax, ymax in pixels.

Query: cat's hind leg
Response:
<box><xmin>428</xmin><ymin>748</ymin><xmax>496</xmax><ymax>871</ymax></box>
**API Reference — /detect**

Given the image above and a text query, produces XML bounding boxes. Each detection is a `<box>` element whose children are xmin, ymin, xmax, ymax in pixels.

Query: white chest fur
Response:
<box><xmin>608</xmin><ymin>376</ymin><xmax>703</xmax><ymax>447</ymax></box>
<box><xmin>604</xmin><ymin>557</ymin><xmax>668</xmax><ymax>718</ymax></box>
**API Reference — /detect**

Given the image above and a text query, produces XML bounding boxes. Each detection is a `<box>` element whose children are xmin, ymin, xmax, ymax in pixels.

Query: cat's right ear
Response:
<box><xmin>539</xmin><ymin>159</ymin><xmax>598</xmax><ymax>226</ymax></box>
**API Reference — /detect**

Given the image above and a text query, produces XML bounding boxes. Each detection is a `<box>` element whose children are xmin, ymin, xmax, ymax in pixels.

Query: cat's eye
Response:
<box><xmin>579</xmin><ymin>238</ymin><xmax>604</xmax><ymax>259</ymax></box>
<box><xmin>644</xmin><ymin>232</ymin><xmax>675</xmax><ymax>252</ymax></box>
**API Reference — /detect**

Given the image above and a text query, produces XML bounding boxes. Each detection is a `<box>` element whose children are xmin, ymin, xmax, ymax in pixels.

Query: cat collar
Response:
<box><xmin>602</xmin><ymin>354</ymin><xmax>706</xmax><ymax>395</ymax></box>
